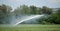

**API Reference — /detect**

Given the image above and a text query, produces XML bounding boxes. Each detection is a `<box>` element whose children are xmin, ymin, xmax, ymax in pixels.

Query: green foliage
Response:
<box><xmin>30</xmin><ymin>5</ymin><xmax>37</xmax><ymax>14</ymax></box>
<box><xmin>41</xmin><ymin>6</ymin><xmax>52</xmax><ymax>14</ymax></box>
<box><xmin>0</xmin><ymin>4</ymin><xmax>60</xmax><ymax>24</ymax></box>
<box><xmin>14</xmin><ymin>5</ymin><xmax>41</xmax><ymax>15</ymax></box>
<box><xmin>14</xmin><ymin>5</ymin><xmax>31</xmax><ymax>15</ymax></box>
<box><xmin>0</xmin><ymin>4</ymin><xmax>12</xmax><ymax>24</ymax></box>
<box><xmin>39</xmin><ymin>9</ymin><xmax>60</xmax><ymax>24</ymax></box>
<box><xmin>0</xmin><ymin>4</ymin><xmax>12</xmax><ymax>17</ymax></box>
<box><xmin>50</xmin><ymin>9</ymin><xmax>60</xmax><ymax>24</ymax></box>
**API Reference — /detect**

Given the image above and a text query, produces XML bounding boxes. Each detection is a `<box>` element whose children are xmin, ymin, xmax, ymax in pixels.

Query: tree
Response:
<box><xmin>45</xmin><ymin>9</ymin><xmax>60</xmax><ymax>24</ymax></box>
<box><xmin>52</xmin><ymin>9</ymin><xmax>60</xmax><ymax>24</ymax></box>
<box><xmin>41</xmin><ymin>6</ymin><xmax>52</xmax><ymax>14</ymax></box>
<box><xmin>14</xmin><ymin>5</ymin><xmax>32</xmax><ymax>15</ymax></box>
<box><xmin>20</xmin><ymin>5</ymin><xmax>31</xmax><ymax>15</ymax></box>
<box><xmin>36</xmin><ymin>8</ymin><xmax>41</xmax><ymax>14</ymax></box>
<box><xmin>0</xmin><ymin>4</ymin><xmax>12</xmax><ymax>24</ymax></box>
<box><xmin>30</xmin><ymin>5</ymin><xmax>37</xmax><ymax>14</ymax></box>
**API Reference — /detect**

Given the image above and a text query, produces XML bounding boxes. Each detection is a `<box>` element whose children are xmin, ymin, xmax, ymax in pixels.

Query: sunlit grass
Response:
<box><xmin>0</xmin><ymin>24</ymin><xmax>60</xmax><ymax>31</ymax></box>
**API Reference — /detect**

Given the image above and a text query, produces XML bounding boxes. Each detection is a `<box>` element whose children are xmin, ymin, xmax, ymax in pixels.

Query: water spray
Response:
<box><xmin>13</xmin><ymin>15</ymin><xmax>44</xmax><ymax>26</ymax></box>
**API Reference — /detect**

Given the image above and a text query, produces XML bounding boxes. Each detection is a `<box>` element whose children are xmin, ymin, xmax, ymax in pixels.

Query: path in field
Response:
<box><xmin>0</xmin><ymin>25</ymin><xmax>60</xmax><ymax>31</ymax></box>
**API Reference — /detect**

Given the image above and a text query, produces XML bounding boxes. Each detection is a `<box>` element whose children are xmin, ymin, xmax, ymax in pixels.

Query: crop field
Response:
<box><xmin>0</xmin><ymin>24</ymin><xmax>60</xmax><ymax>31</ymax></box>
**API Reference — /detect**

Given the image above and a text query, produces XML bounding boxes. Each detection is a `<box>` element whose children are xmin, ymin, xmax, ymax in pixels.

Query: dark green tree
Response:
<box><xmin>51</xmin><ymin>9</ymin><xmax>60</xmax><ymax>24</ymax></box>
<box><xmin>41</xmin><ymin>6</ymin><xmax>52</xmax><ymax>14</ymax></box>
<box><xmin>0</xmin><ymin>4</ymin><xmax>12</xmax><ymax>24</ymax></box>
<box><xmin>30</xmin><ymin>5</ymin><xmax>37</xmax><ymax>14</ymax></box>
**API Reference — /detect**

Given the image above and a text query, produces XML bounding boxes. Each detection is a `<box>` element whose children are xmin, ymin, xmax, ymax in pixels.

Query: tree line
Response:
<box><xmin>0</xmin><ymin>4</ymin><xmax>60</xmax><ymax>24</ymax></box>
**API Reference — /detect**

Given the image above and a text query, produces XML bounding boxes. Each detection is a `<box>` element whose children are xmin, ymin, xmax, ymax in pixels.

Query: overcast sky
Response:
<box><xmin>0</xmin><ymin>0</ymin><xmax>60</xmax><ymax>9</ymax></box>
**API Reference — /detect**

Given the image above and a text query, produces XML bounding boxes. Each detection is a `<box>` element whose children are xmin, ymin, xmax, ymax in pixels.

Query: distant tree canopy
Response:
<box><xmin>0</xmin><ymin>4</ymin><xmax>12</xmax><ymax>24</ymax></box>
<box><xmin>38</xmin><ymin>9</ymin><xmax>60</xmax><ymax>24</ymax></box>
<box><xmin>0</xmin><ymin>4</ymin><xmax>60</xmax><ymax>24</ymax></box>
<box><xmin>50</xmin><ymin>9</ymin><xmax>60</xmax><ymax>24</ymax></box>
<box><xmin>29</xmin><ymin>5</ymin><xmax>37</xmax><ymax>14</ymax></box>
<box><xmin>41</xmin><ymin>6</ymin><xmax>52</xmax><ymax>14</ymax></box>
<box><xmin>0</xmin><ymin>4</ymin><xmax>12</xmax><ymax>14</ymax></box>
<box><xmin>0</xmin><ymin>4</ymin><xmax>12</xmax><ymax>17</ymax></box>
<box><xmin>14</xmin><ymin>5</ymin><xmax>47</xmax><ymax>15</ymax></box>
<box><xmin>14</xmin><ymin>5</ymin><xmax>52</xmax><ymax>15</ymax></box>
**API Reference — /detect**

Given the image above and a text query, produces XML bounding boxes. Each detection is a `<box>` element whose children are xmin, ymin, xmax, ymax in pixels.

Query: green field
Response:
<box><xmin>0</xmin><ymin>24</ymin><xmax>60</xmax><ymax>31</ymax></box>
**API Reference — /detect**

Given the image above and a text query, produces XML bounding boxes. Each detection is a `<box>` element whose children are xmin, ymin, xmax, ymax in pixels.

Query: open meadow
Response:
<box><xmin>0</xmin><ymin>24</ymin><xmax>60</xmax><ymax>31</ymax></box>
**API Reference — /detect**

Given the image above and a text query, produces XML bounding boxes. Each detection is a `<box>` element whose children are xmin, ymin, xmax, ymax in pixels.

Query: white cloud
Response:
<box><xmin>10</xmin><ymin>0</ymin><xmax>21</xmax><ymax>2</ymax></box>
<box><xmin>48</xmin><ymin>0</ymin><xmax>60</xmax><ymax>3</ymax></box>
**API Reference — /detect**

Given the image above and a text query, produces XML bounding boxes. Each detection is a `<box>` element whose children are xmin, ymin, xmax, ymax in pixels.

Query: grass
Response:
<box><xmin>0</xmin><ymin>24</ymin><xmax>60</xmax><ymax>31</ymax></box>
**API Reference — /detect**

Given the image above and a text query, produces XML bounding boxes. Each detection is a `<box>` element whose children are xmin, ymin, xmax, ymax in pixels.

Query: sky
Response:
<box><xmin>0</xmin><ymin>0</ymin><xmax>60</xmax><ymax>9</ymax></box>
